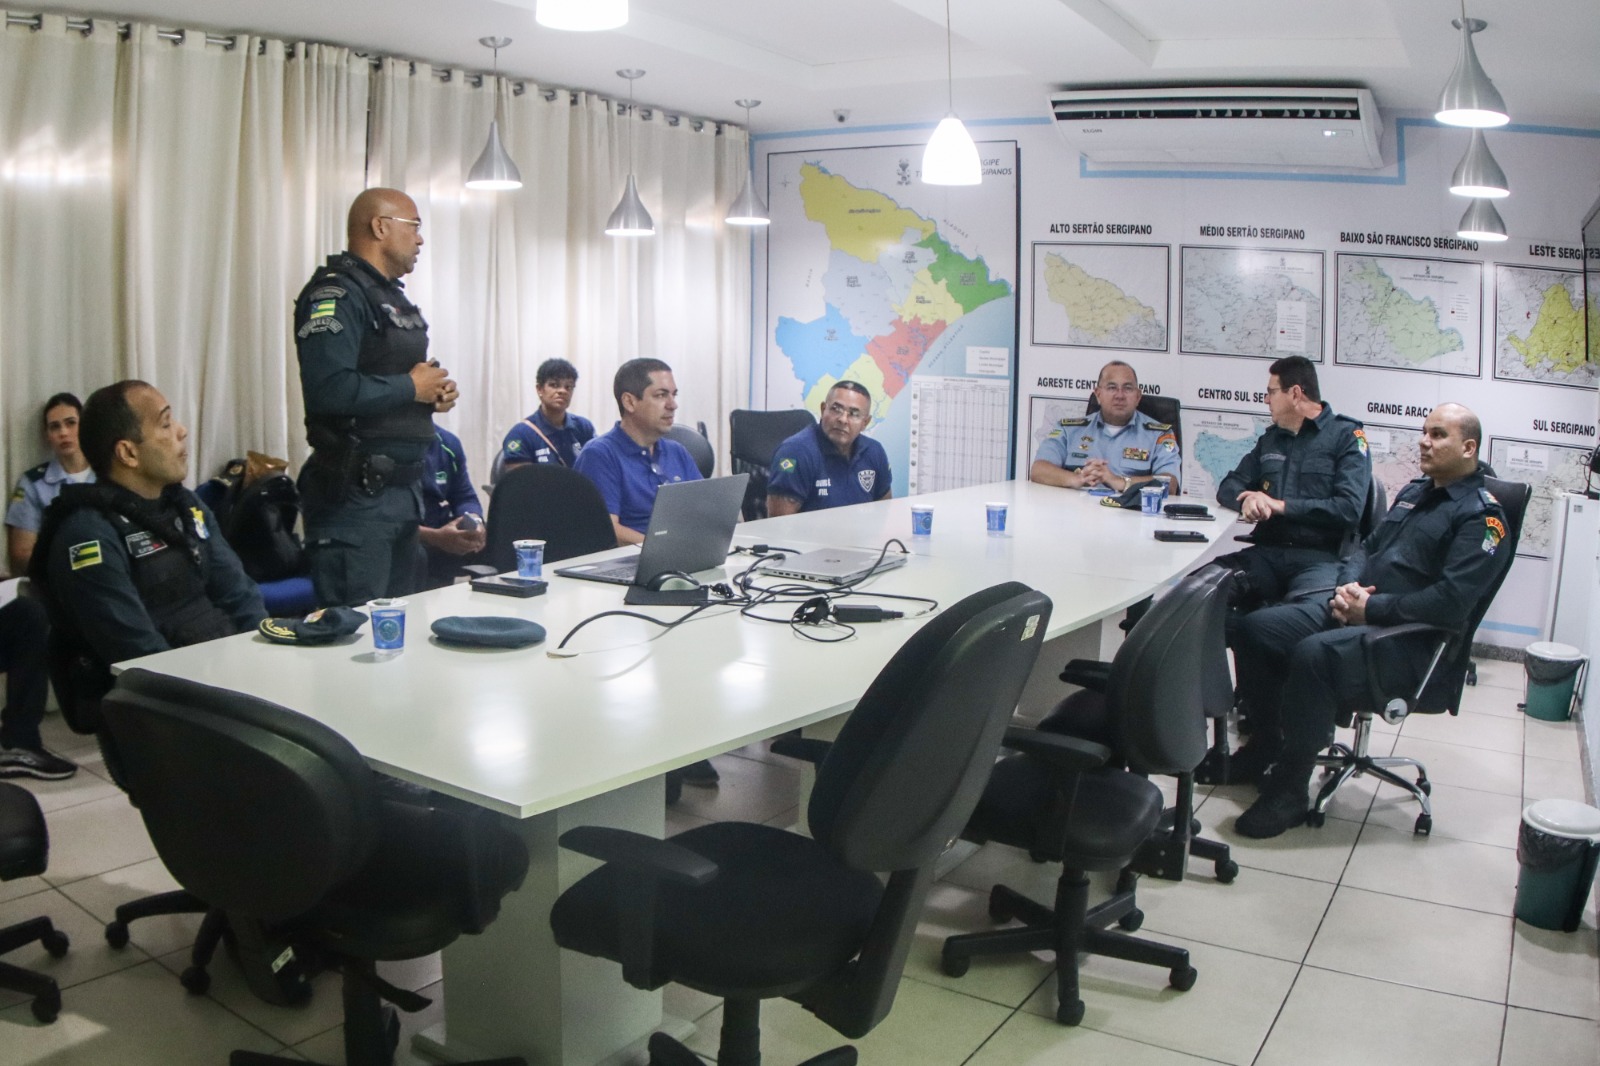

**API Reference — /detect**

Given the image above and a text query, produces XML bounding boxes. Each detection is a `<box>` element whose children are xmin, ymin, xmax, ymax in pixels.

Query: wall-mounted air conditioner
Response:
<box><xmin>1048</xmin><ymin>86</ymin><xmax>1384</xmax><ymax>169</ymax></box>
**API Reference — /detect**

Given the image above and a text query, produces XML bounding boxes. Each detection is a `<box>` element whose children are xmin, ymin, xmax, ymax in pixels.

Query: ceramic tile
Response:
<box><xmin>669</xmin><ymin>752</ymin><xmax>801</xmax><ymax>825</ymax></box>
<box><xmin>1</xmin><ymin>749</ymin><xmax>121</xmax><ymax>815</ymax></box>
<box><xmin>1197</xmin><ymin>786</ymin><xmax>1363</xmax><ymax>884</ymax></box>
<box><xmin>663</xmin><ymin>981</ymin><xmax>722</xmax><ymax>1026</ymax></box>
<box><xmin>39</xmin><ymin>795</ymin><xmax>158</xmax><ymax>887</ymax></box>
<box><xmin>1305</xmin><ymin>885</ymin><xmax>1512</xmax><ymax>1001</ymax></box>
<box><xmin>1134</xmin><ymin>865</ymin><xmax>1334</xmax><ymax>963</ymax></box>
<box><xmin>1508</xmin><ymin>923</ymin><xmax>1600</xmax><ymax>1020</ymax></box>
<box><xmin>1469</xmin><ymin>658</ymin><xmax>1526</xmax><ymax>693</ymax></box>
<box><xmin>941</xmin><ymin>840</ymin><xmax>1066</xmax><ymax>905</ymax></box>
<box><xmin>1524</xmin><ymin>718</ymin><xmax>1585</xmax><ymax>763</ymax></box>
<box><xmin>35</xmin><ymin>712</ymin><xmax>100</xmax><ymax>759</ymax></box>
<box><xmin>1366</xmin><ymin>781</ymin><xmax>1524</xmax><ymax>848</ymax></box>
<box><xmin>1388</xmin><ymin>736</ymin><xmax>1523</xmax><ymax>796</ymax></box>
<box><xmin>1499</xmin><ymin>1006</ymin><xmax>1600</xmax><ymax>1066</ymax></box>
<box><xmin>966</xmin><ymin>1009</ymin><xmax>1223</xmax><ymax>1066</ymax></box>
<box><xmin>155</xmin><ymin>943</ymin><xmax>346</xmax><ymax>1049</ymax></box>
<box><xmin>0</xmin><ymin>874</ymin><xmax>47</xmax><ymax>907</ymax></box>
<box><xmin>899</xmin><ymin>881</ymin><xmax>1056</xmax><ymax>1008</ymax></box>
<box><xmin>1343</xmin><ymin>823</ymin><xmax>1519</xmax><ymax>916</ymax></box>
<box><xmin>684</xmin><ymin>973</ymin><xmax>1012</xmax><ymax>1066</ymax></box>
<box><xmin>663</xmin><ymin>806</ymin><xmax>714</xmax><ymax>837</ymax></box>
<box><xmin>377</xmin><ymin>954</ymin><xmax>441</xmax><ymax>994</ymax></box>
<box><xmin>0</xmin><ymin>887</ymin><xmax>157</xmax><ymax>1012</ymax></box>
<box><xmin>56</xmin><ymin>859</ymin><xmax>203</xmax><ymax>960</ymax></box>
<box><xmin>1018</xmin><ymin>933</ymin><xmax>1297</xmax><ymax>1065</ymax></box>
<box><xmin>1255</xmin><ymin>965</ymin><xmax>1503</xmax><ymax>1066</ymax></box>
<box><xmin>1456</xmin><ymin>680</ymin><xmax>1525</xmax><ymax>718</ymax></box>
<box><xmin>1400</xmin><ymin>710</ymin><xmax>1524</xmax><ymax>754</ymax></box>
<box><xmin>0</xmin><ymin>959</ymin><xmax>285</xmax><ymax>1066</ymax></box>
<box><xmin>1525</xmin><ymin>755</ymin><xmax>1590</xmax><ymax>804</ymax></box>
<box><xmin>1314</xmin><ymin>764</ymin><xmax>1381</xmax><ymax>823</ymax></box>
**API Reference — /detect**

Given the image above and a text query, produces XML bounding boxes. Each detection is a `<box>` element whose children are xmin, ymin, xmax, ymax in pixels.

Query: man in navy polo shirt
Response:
<box><xmin>415</xmin><ymin>427</ymin><xmax>486</xmax><ymax>589</ymax></box>
<box><xmin>499</xmin><ymin>357</ymin><xmax>596</xmax><ymax>474</ymax></box>
<box><xmin>573</xmin><ymin>357</ymin><xmax>702</xmax><ymax>546</ymax></box>
<box><xmin>767</xmin><ymin>381</ymin><xmax>892</xmax><ymax>516</ymax></box>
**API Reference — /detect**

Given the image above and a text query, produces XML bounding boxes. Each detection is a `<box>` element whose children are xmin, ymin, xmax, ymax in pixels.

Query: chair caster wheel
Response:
<box><xmin>1414</xmin><ymin>814</ymin><xmax>1432</xmax><ymax>836</ymax></box>
<box><xmin>31</xmin><ymin>989</ymin><xmax>61</xmax><ymax>1024</ymax></box>
<box><xmin>1305</xmin><ymin>810</ymin><xmax>1326</xmax><ymax>828</ymax></box>
<box><xmin>1056</xmin><ymin>998</ymin><xmax>1085</xmax><ymax>1026</ymax></box>
<box><xmin>41</xmin><ymin>929</ymin><xmax>69</xmax><ymax>958</ymax></box>
<box><xmin>1118</xmin><ymin>909</ymin><xmax>1144</xmax><ymax>932</ymax></box>
<box><xmin>987</xmin><ymin>886</ymin><xmax>1014</xmax><ymax>923</ymax></box>
<box><xmin>1214</xmin><ymin>859</ymin><xmax>1239</xmax><ymax>884</ymax></box>
<box><xmin>180</xmin><ymin>966</ymin><xmax>211</xmax><ymax>994</ymax></box>
<box><xmin>104</xmin><ymin>921</ymin><xmax>129</xmax><ymax>949</ymax></box>
<box><xmin>1169</xmin><ymin>965</ymin><xmax>1198</xmax><ymax>992</ymax></box>
<box><xmin>940</xmin><ymin>950</ymin><xmax>970</xmax><ymax>978</ymax></box>
<box><xmin>1417</xmin><ymin>778</ymin><xmax>1432</xmax><ymax>796</ymax></box>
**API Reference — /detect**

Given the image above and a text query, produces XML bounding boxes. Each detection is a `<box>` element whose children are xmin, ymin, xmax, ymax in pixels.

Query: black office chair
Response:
<box><xmin>549</xmin><ymin>582</ymin><xmax>1052</xmax><ymax>1066</ymax></box>
<box><xmin>1083</xmin><ymin>393</ymin><xmax>1182</xmax><ymax>483</ymax></box>
<box><xmin>729</xmin><ymin>408</ymin><xmax>817</xmax><ymax>520</ymax></box>
<box><xmin>100</xmin><ymin>669</ymin><xmax>530</xmax><ymax>1066</ymax></box>
<box><xmin>665</xmin><ymin>424</ymin><xmax>716</xmax><ymax>479</ymax></box>
<box><xmin>472</xmin><ymin>462</ymin><xmax>616</xmax><ymax>573</ymax></box>
<box><xmin>1307</xmin><ymin>476</ymin><xmax>1531</xmax><ymax>836</ymax></box>
<box><xmin>941</xmin><ymin>568</ymin><xmax>1230</xmax><ymax>1025</ymax></box>
<box><xmin>0</xmin><ymin>782</ymin><xmax>69</xmax><ymax>1022</ymax></box>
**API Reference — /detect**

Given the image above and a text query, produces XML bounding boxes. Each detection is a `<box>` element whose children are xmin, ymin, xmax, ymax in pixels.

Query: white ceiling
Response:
<box><xmin>26</xmin><ymin>0</ymin><xmax>1600</xmax><ymax>131</ymax></box>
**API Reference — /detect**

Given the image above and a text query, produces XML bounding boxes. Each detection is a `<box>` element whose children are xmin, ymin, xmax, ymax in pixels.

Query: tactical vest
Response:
<box><xmin>297</xmin><ymin>253</ymin><xmax>434</xmax><ymax>450</ymax></box>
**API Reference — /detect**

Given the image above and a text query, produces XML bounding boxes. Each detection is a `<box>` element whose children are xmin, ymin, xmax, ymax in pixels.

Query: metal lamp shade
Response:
<box><xmin>466</xmin><ymin>119</ymin><xmax>522</xmax><ymax>190</ymax></box>
<box><xmin>725</xmin><ymin>175</ymin><xmax>769</xmax><ymax>226</ymax></box>
<box><xmin>1436</xmin><ymin>19</ymin><xmax>1509</xmax><ymax>128</ymax></box>
<box><xmin>605</xmin><ymin>173</ymin><xmax>654</xmax><ymax>236</ymax></box>
<box><xmin>1457</xmin><ymin>197</ymin><xmax>1508</xmax><ymax>241</ymax></box>
<box><xmin>1449</xmin><ymin>130</ymin><xmax>1509</xmax><ymax>198</ymax></box>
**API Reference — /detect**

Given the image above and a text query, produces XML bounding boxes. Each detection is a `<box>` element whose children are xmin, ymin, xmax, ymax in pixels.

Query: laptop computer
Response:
<box><xmin>554</xmin><ymin>472</ymin><xmax>750</xmax><ymax>587</ymax></box>
<box><xmin>758</xmin><ymin>547</ymin><xmax>908</xmax><ymax>585</ymax></box>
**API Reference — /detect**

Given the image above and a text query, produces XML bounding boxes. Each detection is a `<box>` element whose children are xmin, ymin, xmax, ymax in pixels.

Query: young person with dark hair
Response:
<box><xmin>500</xmin><ymin>357</ymin><xmax>596</xmax><ymax>471</ymax></box>
<box><xmin>6</xmin><ymin>392</ymin><xmax>94</xmax><ymax>576</ymax></box>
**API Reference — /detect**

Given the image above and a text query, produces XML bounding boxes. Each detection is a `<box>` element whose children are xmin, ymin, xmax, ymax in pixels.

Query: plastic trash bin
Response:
<box><xmin>1515</xmin><ymin>799</ymin><xmax>1600</xmax><ymax>932</ymax></box>
<box><xmin>1523</xmin><ymin>642</ymin><xmax>1585</xmax><ymax>722</ymax></box>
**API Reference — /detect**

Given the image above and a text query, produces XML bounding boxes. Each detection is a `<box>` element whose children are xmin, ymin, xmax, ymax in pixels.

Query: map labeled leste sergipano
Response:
<box><xmin>1180</xmin><ymin>246</ymin><xmax>1324</xmax><ymax>359</ymax></box>
<box><xmin>1335</xmin><ymin>253</ymin><xmax>1482</xmax><ymax>377</ymax></box>
<box><xmin>1031</xmin><ymin>243</ymin><xmax>1168</xmax><ymax>351</ymax></box>
<box><xmin>1494</xmin><ymin>263</ymin><xmax>1599</xmax><ymax>389</ymax></box>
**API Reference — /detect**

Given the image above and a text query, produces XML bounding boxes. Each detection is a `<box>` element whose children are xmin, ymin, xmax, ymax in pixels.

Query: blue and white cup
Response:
<box><xmin>1140</xmin><ymin>485</ymin><xmax>1164</xmax><ymax>515</ymax></box>
<box><xmin>369</xmin><ymin>599</ymin><xmax>407</xmax><ymax>658</ymax></box>
<box><xmin>514</xmin><ymin>539</ymin><xmax>545</xmax><ymax>580</ymax></box>
<box><xmin>911</xmin><ymin>505</ymin><xmax>935</xmax><ymax>536</ymax></box>
<box><xmin>986</xmin><ymin>502</ymin><xmax>1008</xmax><ymax>535</ymax></box>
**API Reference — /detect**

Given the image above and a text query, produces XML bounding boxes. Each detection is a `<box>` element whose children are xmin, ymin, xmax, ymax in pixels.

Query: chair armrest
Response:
<box><xmin>1358</xmin><ymin>621</ymin><xmax>1453</xmax><ymax>650</ymax></box>
<box><xmin>1000</xmin><ymin>726</ymin><xmax>1112</xmax><ymax>772</ymax></box>
<box><xmin>1358</xmin><ymin>622</ymin><xmax>1456</xmax><ymax>721</ymax></box>
<box><xmin>558</xmin><ymin>825</ymin><xmax>718</xmax><ymax>887</ymax></box>
<box><xmin>1058</xmin><ymin>658</ymin><xmax>1110</xmax><ymax>691</ymax></box>
<box><xmin>770</xmin><ymin>736</ymin><xmax>832</xmax><ymax>764</ymax></box>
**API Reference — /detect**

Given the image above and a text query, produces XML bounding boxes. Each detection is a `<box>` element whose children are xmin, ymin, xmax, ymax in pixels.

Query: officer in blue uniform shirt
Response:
<box><xmin>500</xmin><ymin>358</ymin><xmax>596</xmax><ymax>474</ymax></box>
<box><xmin>766</xmin><ymin>381</ymin><xmax>892</xmax><ymax>516</ymax></box>
<box><xmin>1031</xmin><ymin>361</ymin><xmax>1179</xmax><ymax>494</ymax></box>
<box><xmin>293</xmin><ymin>188</ymin><xmax>459</xmax><ymax>607</ymax></box>
<box><xmin>415</xmin><ymin>427</ymin><xmax>486</xmax><ymax>590</ymax></box>
<box><xmin>6</xmin><ymin>393</ymin><xmax>95</xmax><ymax>577</ymax></box>
<box><xmin>574</xmin><ymin>357</ymin><xmax>701</xmax><ymax>546</ymax></box>
<box><xmin>1228</xmin><ymin>404</ymin><xmax>1507</xmax><ymax>839</ymax></box>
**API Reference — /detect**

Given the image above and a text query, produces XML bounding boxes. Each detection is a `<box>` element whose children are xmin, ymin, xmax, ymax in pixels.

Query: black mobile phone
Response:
<box><xmin>1163</xmin><ymin>503</ymin><xmax>1209</xmax><ymax>517</ymax></box>
<box><xmin>1154</xmin><ymin>529</ymin><xmax>1208</xmax><ymax>543</ymax></box>
<box><xmin>470</xmin><ymin>575</ymin><xmax>548</xmax><ymax>598</ymax></box>
<box><xmin>1167</xmin><ymin>512</ymin><xmax>1216</xmax><ymax>521</ymax></box>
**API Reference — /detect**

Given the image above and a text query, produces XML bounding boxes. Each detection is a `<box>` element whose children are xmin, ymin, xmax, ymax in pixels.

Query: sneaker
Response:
<box><xmin>0</xmin><ymin>745</ymin><xmax>78</xmax><ymax>781</ymax></box>
<box><xmin>1234</xmin><ymin>784</ymin><xmax>1309</xmax><ymax>839</ymax></box>
<box><xmin>679</xmin><ymin>759</ymin><xmax>720</xmax><ymax>786</ymax></box>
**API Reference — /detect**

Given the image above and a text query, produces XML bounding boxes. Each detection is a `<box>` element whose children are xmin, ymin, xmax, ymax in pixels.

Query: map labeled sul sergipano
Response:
<box><xmin>1335</xmin><ymin>253</ymin><xmax>1482</xmax><ymax>377</ymax></box>
<box><xmin>1487</xmin><ymin>437</ymin><xmax>1594</xmax><ymax>559</ymax></box>
<box><xmin>1180</xmin><ymin>246</ymin><xmax>1324</xmax><ymax>360</ymax></box>
<box><xmin>1494</xmin><ymin>263</ymin><xmax>1599</xmax><ymax>389</ymax></box>
<box><xmin>1031</xmin><ymin>243</ymin><xmax>1168</xmax><ymax>351</ymax></box>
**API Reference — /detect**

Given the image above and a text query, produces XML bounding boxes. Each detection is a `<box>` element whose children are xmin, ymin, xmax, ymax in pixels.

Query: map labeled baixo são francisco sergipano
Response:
<box><xmin>1031</xmin><ymin>242</ymin><xmax>1168</xmax><ymax>351</ymax></box>
<box><xmin>1494</xmin><ymin>263</ymin><xmax>1598</xmax><ymax>389</ymax></box>
<box><xmin>1334</xmin><ymin>253</ymin><xmax>1482</xmax><ymax>377</ymax></box>
<box><xmin>1179</xmin><ymin>246</ymin><xmax>1324</xmax><ymax>360</ymax></box>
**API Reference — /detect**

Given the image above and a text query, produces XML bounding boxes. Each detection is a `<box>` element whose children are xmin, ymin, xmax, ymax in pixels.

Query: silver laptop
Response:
<box><xmin>758</xmin><ymin>547</ymin><xmax>908</xmax><ymax>584</ymax></box>
<box><xmin>555</xmin><ymin>473</ymin><xmax>750</xmax><ymax>587</ymax></box>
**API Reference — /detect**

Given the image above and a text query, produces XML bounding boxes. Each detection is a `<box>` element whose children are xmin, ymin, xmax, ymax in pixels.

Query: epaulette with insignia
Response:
<box><xmin>1058</xmin><ymin>417</ymin><xmax>1089</xmax><ymax>427</ymax></box>
<box><xmin>1143</xmin><ymin>421</ymin><xmax>1172</xmax><ymax>431</ymax></box>
<box><xmin>1480</xmin><ymin>488</ymin><xmax>1499</xmax><ymax>507</ymax></box>
<box><xmin>23</xmin><ymin>462</ymin><xmax>47</xmax><ymax>483</ymax></box>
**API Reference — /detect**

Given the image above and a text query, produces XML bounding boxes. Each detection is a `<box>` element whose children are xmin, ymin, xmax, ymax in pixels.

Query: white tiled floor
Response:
<box><xmin>0</xmin><ymin>657</ymin><xmax>1595</xmax><ymax>1064</ymax></box>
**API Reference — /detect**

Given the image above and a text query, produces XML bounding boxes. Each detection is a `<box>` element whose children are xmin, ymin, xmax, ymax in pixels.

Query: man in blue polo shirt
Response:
<box><xmin>415</xmin><ymin>427</ymin><xmax>486</xmax><ymax>589</ymax></box>
<box><xmin>499</xmin><ymin>357</ymin><xmax>596</xmax><ymax>474</ymax></box>
<box><xmin>767</xmin><ymin>381</ymin><xmax>892</xmax><ymax>515</ymax></box>
<box><xmin>573</xmin><ymin>357</ymin><xmax>702</xmax><ymax>546</ymax></box>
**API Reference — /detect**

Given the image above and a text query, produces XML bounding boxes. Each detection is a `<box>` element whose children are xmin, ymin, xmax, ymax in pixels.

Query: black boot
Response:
<box><xmin>1235</xmin><ymin>758</ymin><xmax>1313</xmax><ymax>839</ymax></box>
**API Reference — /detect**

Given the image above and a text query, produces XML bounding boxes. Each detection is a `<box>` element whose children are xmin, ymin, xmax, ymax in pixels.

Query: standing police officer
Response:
<box><xmin>1030</xmin><ymin>361</ymin><xmax>1179</xmax><ymax>494</ymax></box>
<box><xmin>293</xmin><ymin>188</ymin><xmax>458</xmax><ymax>607</ymax></box>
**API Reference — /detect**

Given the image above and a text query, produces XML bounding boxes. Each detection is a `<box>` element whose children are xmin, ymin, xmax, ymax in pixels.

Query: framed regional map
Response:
<box><xmin>1360</xmin><ymin>423</ymin><xmax>1424</xmax><ymax>505</ymax></box>
<box><xmin>1179</xmin><ymin>407</ymin><xmax>1273</xmax><ymax>503</ymax></box>
<box><xmin>1493</xmin><ymin>263</ymin><xmax>1598</xmax><ymax>389</ymax></box>
<box><xmin>1334</xmin><ymin>253</ymin><xmax>1482</xmax><ymax>377</ymax></box>
<box><xmin>1487</xmin><ymin>437</ymin><xmax>1594</xmax><ymax>559</ymax></box>
<box><xmin>763</xmin><ymin>142</ymin><xmax>1020</xmax><ymax>496</ymax></box>
<box><xmin>1027</xmin><ymin>394</ymin><xmax>1090</xmax><ymax>463</ymax></box>
<box><xmin>1030</xmin><ymin>242</ymin><xmax>1168</xmax><ymax>351</ymax></box>
<box><xmin>1179</xmin><ymin>246</ymin><xmax>1324</xmax><ymax>360</ymax></box>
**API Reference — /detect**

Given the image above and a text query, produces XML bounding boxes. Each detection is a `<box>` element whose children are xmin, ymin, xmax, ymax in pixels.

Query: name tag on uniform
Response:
<box><xmin>124</xmin><ymin>531</ymin><xmax>168</xmax><ymax>559</ymax></box>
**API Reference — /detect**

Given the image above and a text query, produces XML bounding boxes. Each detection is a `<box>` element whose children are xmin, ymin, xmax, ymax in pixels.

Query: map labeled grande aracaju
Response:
<box><xmin>1180</xmin><ymin>246</ymin><xmax>1324</xmax><ymax>359</ymax></box>
<box><xmin>765</xmin><ymin>145</ymin><xmax>1019</xmax><ymax>494</ymax></box>
<box><xmin>1494</xmin><ymin>263</ymin><xmax>1599</xmax><ymax>389</ymax></box>
<box><xmin>1031</xmin><ymin>243</ymin><xmax>1168</xmax><ymax>350</ymax></box>
<box><xmin>1181</xmin><ymin>408</ymin><xmax>1274</xmax><ymax>504</ymax></box>
<box><xmin>1487</xmin><ymin>438</ymin><xmax>1594</xmax><ymax>559</ymax></box>
<box><xmin>1335</xmin><ymin>253</ymin><xmax>1482</xmax><ymax>377</ymax></box>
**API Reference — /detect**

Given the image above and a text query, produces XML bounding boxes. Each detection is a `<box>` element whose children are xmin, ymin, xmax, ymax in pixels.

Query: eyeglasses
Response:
<box><xmin>379</xmin><ymin>216</ymin><xmax>423</xmax><ymax>232</ymax></box>
<box><xmin>824</xmin><ymin>402</ymin><xmax>869</xmax><ymax>422</ymax></box>
<box><xmin>1097</xmin><ymin>383</ymin><xmax>1140</xmax><ymax>395</ymax></box>
<box><xmin>1265</xmin><ymin>386</ymin><xmax>1289</xmax><ymax>397</ymax></box>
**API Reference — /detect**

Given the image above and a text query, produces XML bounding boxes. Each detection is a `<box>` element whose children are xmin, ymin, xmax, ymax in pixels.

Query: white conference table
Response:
<box><xmin>123</xmin><ymin>478</ymin><xmax>1226</xmax><ymax>1065</ymax></box>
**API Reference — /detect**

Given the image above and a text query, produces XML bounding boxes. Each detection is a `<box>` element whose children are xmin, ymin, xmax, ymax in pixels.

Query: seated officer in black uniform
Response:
<box><xmin>1230</xmin><ymin>403</ymin><xmax>1507</xmax><ymax>839</ymax></box>
<box><xmin>31</xmin><ymin>381</ymin><xmax>265</xmax><ymax>674</ymax></box>
<box><xmin>293</xmin><ymin>187</ymin><xmax>459</xmax><ymax>607</ymax></box>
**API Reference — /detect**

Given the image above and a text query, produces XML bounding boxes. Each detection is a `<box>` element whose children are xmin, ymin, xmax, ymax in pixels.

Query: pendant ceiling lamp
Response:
<box><xmin>726</xmin><ymin>99</ymin><xmax>770</xmax><ymax>227</ymax></box>
<box><xmin>536</xmin><ymin>0</ymin><xmax>627</xmax><ymax>32</ymax></box>
<box><xmin>1449</xmin><ymin>129</ymin><xmax>1509</xmax><ymax>198</ymax></box>
<box><xmin>921</xmin><ymin>0</ymin><xmax>981</xmax><ymax>186</ymax></box>
<box><xmin>465</xmin><ymin>37</ymin><xmax>522</xmax><ymax>191</ymax></box>
<box><xmin>1457</xmin><ymin>197</ymin><xmax>1508</xmax><ymax>242</ymax></box>
<box><xmin>606</xmin><ymin>69</ymin><xmax>654</xmax><ymax>237</ymax></box>
<box><xmin>1435</xmin><ymin>4</ymin><xmax>1509</xmax><ymax>128</ymax></box>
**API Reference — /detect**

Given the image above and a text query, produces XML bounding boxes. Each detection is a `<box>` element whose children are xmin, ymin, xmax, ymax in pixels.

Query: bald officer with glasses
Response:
<box><xmin>1031</xmin><ymin>360</ymin><xmax>1178</xmax><ymax>495</ymax></box>
<box><xmin>767</xmin><ymin>381</ymin><xmax>893</xmax><ymax>516</ymax></box>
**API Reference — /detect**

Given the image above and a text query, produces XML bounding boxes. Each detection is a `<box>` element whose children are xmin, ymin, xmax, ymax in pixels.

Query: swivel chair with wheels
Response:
<box><xmin>470</xmin><ymin>462</ymin><xmax>616</xmax><ymax>573</ymax></box>
<box><xmin>550</xmin><ymin>582</ymin><xmax>1052</xmax><ymax>1066</ymax></box>
<box><xmin>1307</xmin><ymin>476</ymin><xmax>1530</xmax><ymax>836</ymax></box>
<box><xmin>0</xmin><ymin>781</ymin><xmax>69</xmax><ymax>1023</ymax></box>
<box><xmin>100</xmin><ymin>668</ymin><xmax>530</xmax><ymax>1066</ymax></box>
<box><xmin>941</xmin><ymin>568</ymin><xmax>1230</xmax><ymax>1025</ymax></box>
<box><xmin>729</xmin><ymin>408</ymin><xmax>817</xmax><ymax>520</ymax></box>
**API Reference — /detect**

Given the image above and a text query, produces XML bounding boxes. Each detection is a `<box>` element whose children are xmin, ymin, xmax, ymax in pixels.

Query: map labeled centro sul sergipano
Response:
<box><xmin>1495</xmin><ymin>264</ymin><xmax>1599</xmax><ymax>389</ymax></box>
<box><xmin>773</xmin><ymin>163</ymin><xmax>1012</xmax><ymax>415</ymax></box>
<box><xmin>1034</xmin><ymin>246</ymin><xmax>1166</xmax><ymax>350</ymax></box>
<box><xmin>1335</xmin><ymin>254</ymin><xmax>1480</xmax><ymax>376</ymax></box>
<box><xmin>1181</xmin><ymin>409</ymin><xmax>1274</xmax><ymax>502</ymax></box>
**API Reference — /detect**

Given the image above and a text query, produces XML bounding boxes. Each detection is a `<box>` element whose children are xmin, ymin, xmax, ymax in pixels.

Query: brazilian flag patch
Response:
<box><xmin>69</xmin><ymin>540</ymin><xmax>102</xmax><ymax>570</ymax></box>
<box><xmin>310</xmin><ymin>299</ymin><xmax>337</xmax><ymax>320</ymax></box>
<box><xmin>778</xmin><ymin>458</ymin><xmax>796</xmax><ymax>471</ymax></box>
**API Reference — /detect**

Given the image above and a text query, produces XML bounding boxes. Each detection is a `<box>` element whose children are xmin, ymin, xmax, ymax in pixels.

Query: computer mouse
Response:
<box><xmin>646</xmin><ymin>573</ymin><xmax>699</xmax><ymax>592</ymax></box>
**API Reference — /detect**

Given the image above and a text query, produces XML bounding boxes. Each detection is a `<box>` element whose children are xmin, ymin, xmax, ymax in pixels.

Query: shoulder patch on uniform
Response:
<box><xmin>307</xmin><ymin>285</ymin><xmax>346</xmax><ymax>302</ymax></box>
<box><xmin>297</xmin><ymin>318</ymin><xmax>343</xmax><ymax>338</ymax></box>
<box><xmin>68</xmin><ymin>541</ymin><xmax>102</xmax><ymax>570</ymax></box>
<box><xmin>1058</xmin><ymin>417</ymin><xmax>1089</xmax><ymax>427</ymax></box>
<box><xmin>309</xmin><ymin>299</ymin><xmax>338</xmax><ymax>320</ymax></box>
<box><xmin>1352</xmin><ymin>427</ymin><xmax>1369</xmax><ymax>455</ymax></box>
<box><xmin>23</xmin><ymin>463</ymin><xmax>47</xmax><ymax>483</ymax></box>
<box><xmin>1143</xmin><ymin>420</ymin><xmax>1172</xmax><ymax>431</ymax></box>
<box><xmin>190</xmin><ymin>507</ymin><xmax>209</xmax><ymax>540</ymax></box>
<box><xmin>778</xmin><ymin>457</ymin><xmax>797</xmax><ymax>471</ymax></box>
<box><xmin>506</xmin><ymin>439</ymin><xmax>523</xmax><ymax>453</ymax></box>
<box><xmin>1482</xmin><ymin>515</ymin><xmax>1503</xmax><ymax>554</ymax></box>
<box><xmin>1155</xmin><ymin>432</ymin><xmax>1178</xmax><ymax>452</ymax></box>
<box><xmin>9</xmin><ymin>487</ymin><xmax>23</xmax><ymax>504</ymax></box>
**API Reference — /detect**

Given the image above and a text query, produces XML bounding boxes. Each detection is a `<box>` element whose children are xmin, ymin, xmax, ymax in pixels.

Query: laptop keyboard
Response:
<box><xmin>562</xmin><ymin>559</ymin><xmax>640</xmax><ymax>584</ymax></box>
